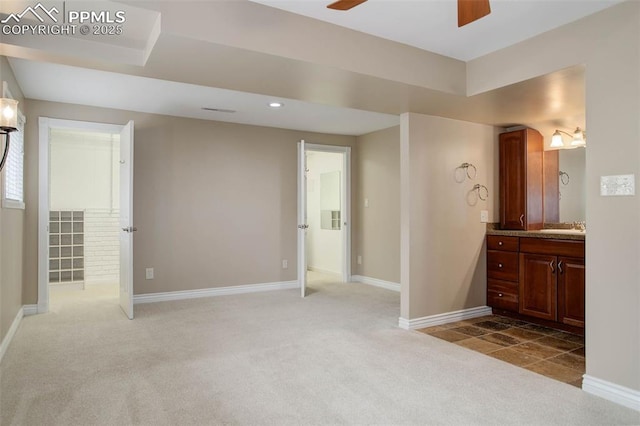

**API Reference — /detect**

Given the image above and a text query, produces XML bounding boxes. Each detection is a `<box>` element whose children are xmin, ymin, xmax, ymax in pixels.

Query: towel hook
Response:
<box><xmin>472</xmin><ymin>184</ymin><xmax>489</xmax><ymax>201</ymax></box>
<box><xmin>559</xmin><ymin>171</ymin><xmax>570</xmax><ymax>186</ymax></box>
<box><xmin>455</xmin><ymin>162</ymin><xmax>477</xmax><ymax>182</ymax></box>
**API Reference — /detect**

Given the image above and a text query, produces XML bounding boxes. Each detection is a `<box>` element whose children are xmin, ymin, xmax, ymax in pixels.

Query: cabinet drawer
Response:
<box><xmin>487</xmin><ymin>251</ymin><xmax>518</xmax><ymax>281</ymax></box>
<box><xmin>487</xmin><ymin>279</ymin><xmax>519</xmax><ymax>312</ymax></box>
<box><xmin>487</xmin><ymin>235</ymin><xmax>519</xmax><ymax>252</ymax></box>
<box><xmin>519</xmin><ymin>238</ymin><xmax>584</xmax><ymax>258</ymax></box>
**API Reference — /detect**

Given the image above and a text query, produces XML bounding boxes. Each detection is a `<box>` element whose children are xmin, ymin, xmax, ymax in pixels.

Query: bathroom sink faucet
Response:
<box><xmin>573</xmin><ymin>221</ymin><xmax>586</xmax><ymax>231</ymax></box>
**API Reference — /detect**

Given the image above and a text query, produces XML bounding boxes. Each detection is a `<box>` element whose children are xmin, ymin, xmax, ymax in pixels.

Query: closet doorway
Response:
<box><xmin>297</xmin><ymin>142</ymin><xmax>351</xmax><ymax>296</ymax></box>
<box><xmin>38</xmin><ymin>118</ymin><xmax>135</xmax><ymax>318</ymax></box>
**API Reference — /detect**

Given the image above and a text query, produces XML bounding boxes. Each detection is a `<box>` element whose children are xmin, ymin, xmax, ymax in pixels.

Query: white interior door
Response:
<box><xmin>297</xmin><ymin>140</ymin><xmax>308</xmax><ymax>297</ymax></box>
<box><xmin>119</xmin><ymin>121</ymin><xmax>134</xmax><ymax>319</ymax></box>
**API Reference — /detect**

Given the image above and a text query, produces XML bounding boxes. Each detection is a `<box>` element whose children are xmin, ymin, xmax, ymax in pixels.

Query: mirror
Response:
<box><xmin>558</xmin><ymin>148</ymin><xmax>585</xmax><ymax>222</ymax></box>
<box><xmin>320</xmin><ymin>171</ymin><xmax>341</xmax><ymax>230</ymax></box>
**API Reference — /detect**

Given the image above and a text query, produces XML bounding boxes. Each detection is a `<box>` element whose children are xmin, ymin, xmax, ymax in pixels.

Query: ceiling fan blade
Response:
<box><xmin>327</xmin><ymin>0</ymin><xmax>367</xmax><ymax>11</ymax></box>
<box><xmin>458</xmin><ymin>0</ymin><xmax>491</xmax><ymax>27</ymax></box>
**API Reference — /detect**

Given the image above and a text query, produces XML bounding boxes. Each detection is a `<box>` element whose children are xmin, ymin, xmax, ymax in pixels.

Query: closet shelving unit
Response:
<box><xmin>49</xmin><ymin>210</ymin><xmax>84</xmax><ymax>286</ymax></box>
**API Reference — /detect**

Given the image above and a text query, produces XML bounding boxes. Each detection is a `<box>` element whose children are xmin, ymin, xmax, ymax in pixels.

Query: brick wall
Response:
<box><xmin>84</xmin><ymin>209</ymin><xmax>120</xmax><ymax>284</ymax></box>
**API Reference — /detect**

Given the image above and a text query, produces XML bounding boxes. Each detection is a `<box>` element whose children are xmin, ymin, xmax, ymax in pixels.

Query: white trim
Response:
<box><xmin>133</xmin><ymin>280</ymin><xmax>300</xmax><ymax>305</ymax></box>
<box><xmin>582</xmin><ymin>375</ymin><xmax>640</xmax><ymax>412</ymax></box>
<box><xmin>351</xmin><ymin>275</ymin><xmax>400</xmax><ymax>292</ymax></box>
<box><xmin>38</xmin><ymin>117</ymin><xmax>50</xmax><ymax>314</ymax></box>
<box><xmin>2</xmin><ymin>199</ymin><xmax>24</xmax><ymax>209</ymax></box>
<box><xmin>398</xmin><ymin>306</ymin><xmax>492</xmax><ymax>330</ymax></box>
<box><xmin>23</xmin><ymin>305</ymin><xmax>38</xmax><ymax>316</ymax></box>
<box><xmin>0</xmin><ymin>307</ymin><xmax>24</xmax><ymax>363</ymax></box>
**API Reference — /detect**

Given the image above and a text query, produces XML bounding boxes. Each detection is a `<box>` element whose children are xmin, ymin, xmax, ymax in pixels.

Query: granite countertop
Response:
<box><xmin>486</xmin><ymin>224</ymin><xmax>586</xmax><ymax>241</ymax></box>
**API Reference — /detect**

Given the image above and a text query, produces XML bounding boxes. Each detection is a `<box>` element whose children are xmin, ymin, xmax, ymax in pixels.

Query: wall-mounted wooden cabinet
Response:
<box><xmin>499</xmin><ymin>129</ymin><xmax>545</xmax><ymax>230</ymax></box>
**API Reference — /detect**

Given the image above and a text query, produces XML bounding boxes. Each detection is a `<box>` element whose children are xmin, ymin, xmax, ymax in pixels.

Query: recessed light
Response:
<box><xmin>268</xmin><ymin>102</ymin><xmax>284</xmax><ymax>108</ymax></box>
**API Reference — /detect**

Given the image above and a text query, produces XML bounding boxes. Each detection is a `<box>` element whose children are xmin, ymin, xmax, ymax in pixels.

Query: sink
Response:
<box><xmin>539</xmin><ymin>229</ymin><xmax>585</xmax><ymax>235</ymax></box>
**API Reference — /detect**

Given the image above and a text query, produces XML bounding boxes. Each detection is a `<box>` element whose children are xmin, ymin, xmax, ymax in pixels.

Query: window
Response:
<box><xmin>2</xmin><ymin>82</ymin><xmax>25</xmax><ymax>209</ymax></box>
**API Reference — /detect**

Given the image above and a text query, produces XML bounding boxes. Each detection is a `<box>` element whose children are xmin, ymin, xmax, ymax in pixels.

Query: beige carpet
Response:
<box><xmin>1</xmin><ymin>274</ymin><xmax>638</xmax><ymax>425</ymax></box>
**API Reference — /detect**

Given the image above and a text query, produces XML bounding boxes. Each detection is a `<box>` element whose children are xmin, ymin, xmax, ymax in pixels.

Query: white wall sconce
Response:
<box><xmin>550</xmin><ymin>127</ymin><xmax>586</xmax><ymax>149</ymax></box>
<box><xmin>0</xmin><ymin>97</ymin><xmax>19</xmax><ymax>172</ymax></box>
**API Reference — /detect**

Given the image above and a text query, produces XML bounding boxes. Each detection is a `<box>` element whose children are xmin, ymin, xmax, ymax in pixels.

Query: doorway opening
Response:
<box><xmin>297</xmin><ymin>142</ymin><xmax>351</xmax><ymax>296</ymax></box>
<box><xmin>47</xmin><ymin>128</ymin><xmax>120</xmax><ymax>310</ymax></box>
<box><xmin>38</xmin><ymin>118</ymin><xmax>135</xmax><ymax>319</ymax></box>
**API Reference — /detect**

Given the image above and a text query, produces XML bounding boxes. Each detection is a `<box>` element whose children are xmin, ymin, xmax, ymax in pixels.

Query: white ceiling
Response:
<box><xmin>2</xmin><ymin>0</ymin><xmax>603</xmax><ymax>136</ymax></box>
<box><xmin>250</xmin><ymin>0</ymin><xmax>623</xmax><ymax>61</ymax></box>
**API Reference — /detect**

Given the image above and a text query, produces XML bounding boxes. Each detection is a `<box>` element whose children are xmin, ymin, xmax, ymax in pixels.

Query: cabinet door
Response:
<box><xmin>519</xmin><ymin>253</ymin><xmax>557</xmax><ymax>321</ymax></box>
<box><xmin>500</xmin><ymin>131</ymin><xmax>526</xmax><ymax>230</ymax></box>
<box><xmin>557</xmin><ymin>257</ymin><xmax>585</xmax><ymax>328</ymax></box>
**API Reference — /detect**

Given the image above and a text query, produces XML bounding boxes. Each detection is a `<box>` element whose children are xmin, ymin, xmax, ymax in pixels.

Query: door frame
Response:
<box><xmin>37</xmin><ymin>118</ymin><xmax>127</xmax><ymax>313</ymax></box>
<box><xmin>299</xmin><ymin>143</ymin><xmax>352</xmax><ymax>284</ymax></box>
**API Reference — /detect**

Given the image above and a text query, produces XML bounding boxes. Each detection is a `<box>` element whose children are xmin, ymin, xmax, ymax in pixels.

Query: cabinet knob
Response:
<box><xmin>498</xmin><ymin>293</ymin><xmax>503</xmax><ymax>297</ymax></box>
<box><xmin>498</xmin><ymin>241</ymin><xmax>503</xmax><ymax>246</ymax></box>
<box><xmin>498</xmin><ymin>263</ymin><xmax>503</xmax><ymax>268</ymax></box>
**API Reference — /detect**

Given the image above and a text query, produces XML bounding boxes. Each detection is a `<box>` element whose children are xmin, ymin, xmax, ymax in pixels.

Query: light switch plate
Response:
<box><xmin>364</xmin><ymin>198</ymin><xmax>369</xmax><ymax>208</ymax></box>
<box><xmin>600</xmin><ymin>174</ymin><xmax>635</xmax><ymax>196</ymax></box>
<box><xmin>145</xmin><ymin>268</ymin><xmax>154</xmax><ymax>280</ymax></box>
<box><xmin>480</xmin><ymin>210</ymin><xmax>489</xmax><ymax>223</ymax></box>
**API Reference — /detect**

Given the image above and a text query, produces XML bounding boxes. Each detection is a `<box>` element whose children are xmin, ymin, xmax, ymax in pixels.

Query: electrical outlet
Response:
<box><xmin>282</xmin><ymin>259</ymin><xmax>288</xmax><ymax>269</ymax></box>
<box><xmin>145</xmin><ymin>268</ymin><xmax>154</xmax><ymax>280</ymax></box>
<box><xmin>480</xmin><ymin>210</ymin><xmax>489</xmax><ymax>223</ymax></box>
<box><xmin>357</xmin><ymin>255</ymin><xmax>362</xmax><ymax>265</ymax></box>
<box><xmin>364</xmin><ymin>198</ymin><xmax>369</xmax><ymax>208</ymax></box>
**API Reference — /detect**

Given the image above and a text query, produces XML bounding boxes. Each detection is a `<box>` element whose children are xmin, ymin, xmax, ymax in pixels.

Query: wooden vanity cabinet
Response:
<box><xmin>486</xmin><ymin>235</ymin><xmax>519</xmax><ymax>313</ymax></box>
<box><xmin>519</xmin><ymin>253</ymin><xmax>558</xmax><ymax>321</ymax></box>
<box><xmin>557</xmin><ymin>257</ymin><xmax>585</xmax><ymax>328</ymax></box>
<box><xmin>499</xmin><ymin>129</ymin><xmax>544</xmax><ymax>230</ymax></box>
<box><xmin>519</xmin><ymin>238</ymin><xmax>585</xmax><ymax>327</ymax></box>
<box><xmin>487</xmin><ymin>235</ymin><xmax>585</xmax><ymax>330</ymax></box>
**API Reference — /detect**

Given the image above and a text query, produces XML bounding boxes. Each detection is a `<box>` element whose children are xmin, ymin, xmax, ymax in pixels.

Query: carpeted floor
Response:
<box><xmin>1</xmin><ymin>274</ymin><xmax>638</xmax><ymax>425</ymax></box>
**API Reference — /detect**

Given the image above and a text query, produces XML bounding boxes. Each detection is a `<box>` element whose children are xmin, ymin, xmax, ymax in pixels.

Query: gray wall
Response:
<box><xmin>22</xmin><ymin>100</ymin><xmax>357</xmax><ymax>301</ymax></box>
<box><xmin>0</xmin><ymin>56</ymin><xmax>25</xmax><ymax>343</ymax></box>
<box><xmin>353</xmin><ymin>126</ymin><xmax>400</xmax><ymax>283</ymax></box>
<box><xmin>467</xmin><ymin>0</ymin><xmax>640</xmax><ymax>392</ymax></box>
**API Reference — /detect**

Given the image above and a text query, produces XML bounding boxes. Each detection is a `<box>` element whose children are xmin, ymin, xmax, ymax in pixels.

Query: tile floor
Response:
<box><xmin>417</xmin><ymin>315</ymin><xmax>585</xmax><ymax>387</ymax></box>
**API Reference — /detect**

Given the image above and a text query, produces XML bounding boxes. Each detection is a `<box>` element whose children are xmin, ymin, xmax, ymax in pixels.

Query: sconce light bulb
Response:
<box><xmin>550</xmin><ymin>130</ymin><xmax>564</xmax><ymax>148</ymax></box>
<box><xmin>2</xmin><ymin>106</ymin><xmax>14</xmax><ymax>119</ymax></box>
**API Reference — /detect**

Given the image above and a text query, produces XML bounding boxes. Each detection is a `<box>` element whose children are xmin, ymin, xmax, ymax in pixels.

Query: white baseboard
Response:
<box><xmin>582</xmin><ymin>374</ymin><xmax>640</xmax><ymax>412</ymax></box>
<box><xmin>398</xmin><ymin>305</ymin><xmax>492</xmax><ymax>330</ymax></box>
<box><xmin>0</xmin><ymin>307</ymin><xmax>24</xmax><ymax>363</ymax></box>
<box><xmin>23</xmin><ymin>305</ymin><xmax>38</xmax><ymax>316</ymax></box>
<box><xmin>133</xmin><ymin>280</ymin><xmax>300</xmax><ymax>304</ymax></box>
<box><xmin>351</xmin><ymin>275</ymin><xmax>400</xmax><ymax>292</ymax></box>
